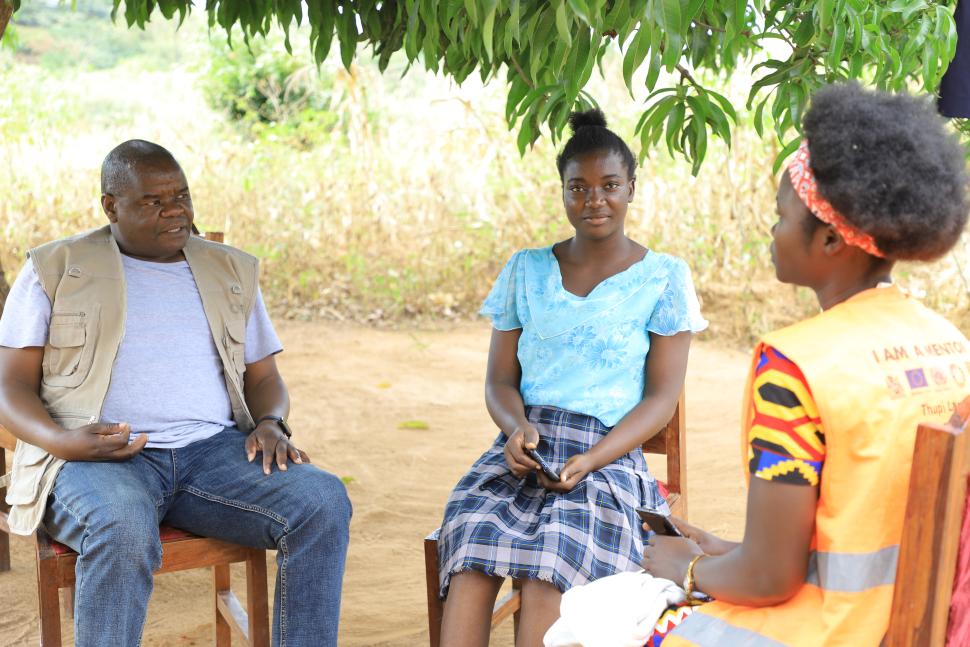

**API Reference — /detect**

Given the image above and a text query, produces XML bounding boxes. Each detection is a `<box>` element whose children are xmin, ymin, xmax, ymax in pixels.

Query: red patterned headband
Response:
<box><xmin>786</xmin><ymin>140</ymin><xmax>885</xmax><ymax>258</ymax></box>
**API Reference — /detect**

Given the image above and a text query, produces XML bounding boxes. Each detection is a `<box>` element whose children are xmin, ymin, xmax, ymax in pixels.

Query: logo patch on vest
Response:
<box><xmin>905</xmin><ymin>368</ymin><xmax>928</xmax><ymax>390</ymax></box>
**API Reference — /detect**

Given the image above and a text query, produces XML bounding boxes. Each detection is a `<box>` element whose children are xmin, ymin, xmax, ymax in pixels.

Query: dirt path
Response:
<box><xmin>0</xmin><ymin>322</ymin><xmax>751</xmax><ymax>646</ymax></box>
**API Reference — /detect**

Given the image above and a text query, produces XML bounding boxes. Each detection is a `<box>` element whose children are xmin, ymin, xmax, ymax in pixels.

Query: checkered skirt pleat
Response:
<box><xmin>437</xmin><ymin>406</ymin><xmax>669</xmax><ymax>598</ymax></box>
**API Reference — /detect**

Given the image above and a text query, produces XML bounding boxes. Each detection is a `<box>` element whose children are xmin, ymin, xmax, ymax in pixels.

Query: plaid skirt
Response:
<box><xmin>437</xmin><ymin>406</ymin><xmax>669</xmax><ymax>598</ymax></box>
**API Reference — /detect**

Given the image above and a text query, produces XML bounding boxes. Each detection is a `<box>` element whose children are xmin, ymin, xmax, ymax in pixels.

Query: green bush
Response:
<box><xmin>200</xmin><ymin>34</ymin><xmax>347</xmax><ymax>147</ymax></box>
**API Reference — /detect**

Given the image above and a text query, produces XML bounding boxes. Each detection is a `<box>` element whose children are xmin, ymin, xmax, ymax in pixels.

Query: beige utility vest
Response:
<box><xmin>667</xmin><ymin>286</ymin><xmax>970</xmax><ymax>646</ymax></box>
<box><xmin>2</xmin><ymin>226</ymin><xmax>258</xmax><ymax>535</ymax></box>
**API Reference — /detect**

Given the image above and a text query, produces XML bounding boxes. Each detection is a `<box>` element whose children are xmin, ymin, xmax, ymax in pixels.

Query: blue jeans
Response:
<box><xmin>43</xmin><ymin>428</ymin><xmax>352</xmax><ymax>647</ymax></box>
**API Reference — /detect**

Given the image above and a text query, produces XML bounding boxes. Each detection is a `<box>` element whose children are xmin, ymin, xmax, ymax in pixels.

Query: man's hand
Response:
<box><xmin>52</xmin><ymin>422</ymin><xmax>148</xmax><ymax>461</ymax></box>
<box><xmin>538</xmin><ymin>452</ymin><xmax>595</xmax><ymax>492</ymax></box>
<box><xmin>503</xmin><ymin>423</ymin><xmax>540</xmax><ymax>477</ymax></box>
<box><xmin>245</xmin><ymin>421</ymin><xmax>309</xmax><ymax>475</ymax></box>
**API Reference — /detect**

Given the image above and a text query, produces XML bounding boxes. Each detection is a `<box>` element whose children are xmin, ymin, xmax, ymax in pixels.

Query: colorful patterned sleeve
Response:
<box><xmin>748</xmin><ymin>346</ymin><xmax>825</xmax><ymax>486</ymax></box>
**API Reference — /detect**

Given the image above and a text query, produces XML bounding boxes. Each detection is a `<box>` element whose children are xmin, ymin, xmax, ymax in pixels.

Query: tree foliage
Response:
<box><xmin>6</xmin><ymin>1</ymin><xmax>961</xmax><ymax>173</ymax></box>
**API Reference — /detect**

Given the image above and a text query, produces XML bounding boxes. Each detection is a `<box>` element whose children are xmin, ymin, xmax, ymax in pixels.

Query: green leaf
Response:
<box><xmin>310</xmin><ymin>3</ymin><xmax>336</xmax><ymax>65</ymax></box>
<box><xmin>337</xmin><ymin>6</ymin><xmax>357</xmax><ymax>69</ymax></box>
<box><xmin>644</xmin><ymin>49</ymin><xmax>662</xmax><ymax>91</ymax></box>
<box><xmin>658</xmin><ymin>0</ymin><xmax>683</xmax><ymax>33</ymax></box>
<box><xmin>772</xmin><ymin>137</ymin><xmax>803</xmax><ymax>175</ymax></box>
<box><xmin>923</xmin><ymin>40</ymin><xmax>939</xmax><ymax>91</ymax></box>
<box><xmin>482</xmin><ymin>2</ymin><xmax>496</xmax><ymax>61</ymax></box>
<box><xmin>567</xmin><ymin>0</ymin><xmax>591</xmax><ymax>25</ymax></box>
<box><xmin>689</xmin><ymin>115</ymin><xmax>707</xmax><ymax>175</ymax></box>
<box><xmin>816</xmin><ymin>0</ymin><xmax>833</xmax><ymax>33</ymax></box>
<box><xmin>683</xmin><ymin>0</ymin><xmax>705</xmax><ymax>27</ymax></box>
<box><xmin>517</xmin><ymin>117</ymin><xmax>536</xmax><ymax>155</ymax></box>
<box><xmin>828</xmin><ymin>18</ymin><xmax>846</xmax><ymax>67</ymax></box>
<box><xmin>464</xmin><ymin>0</ymin><xmax>479</xmax><ymax>25</ymax></box>
<box><xmin>566</xmin><ymin>27</ymin><xmax>592</xmax><ymax>100</ymax></box>
<box><xmin>398</xmin><ymin>420</ymin><xmax>430</xmax><ymax>430</ymax></box>
<box><xmin>665</xmin><ymin>98</ymin><xmax>686</xmax><ymax>157</ymax></box>
<box><xmin>793</xmin><ymin>16</ymin><xmax>815</xmax><ymax>47</ymax></box>
<box><xmin>622</xmin><ymin>27</ymin><xmax>650</xmax><ymax>95</ymax></box>
<box><xmin>555</xmin><ymin>0</ymin><xmax>572</xmax><ymax>46</ymax></box>
<box><xmin>707</xmin><ymin>89</ymin><xmax>738</xmax><ymax>124</ymax></box>
<box><xmin>506</xmin><ymin>77</ymin><xmax>532</xmax><ymax>124</ymax></box>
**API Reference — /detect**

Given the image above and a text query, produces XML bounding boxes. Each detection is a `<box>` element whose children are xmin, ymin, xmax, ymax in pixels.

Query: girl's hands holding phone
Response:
<box><xmin>539</xmin><ymin>452</ymin><xmax>595</xmax><ymax>492</ymax></box>
<box><xmin>504</xmin><ymin>423</ymin><xmax>541</xmax><ymax>477</ymax></box>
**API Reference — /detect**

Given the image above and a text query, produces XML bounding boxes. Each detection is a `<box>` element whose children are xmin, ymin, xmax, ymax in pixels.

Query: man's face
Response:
<box><xmin>102</xmin><ymin>158</ymin><xmax>194</xmax><ymax>262</ymax></box>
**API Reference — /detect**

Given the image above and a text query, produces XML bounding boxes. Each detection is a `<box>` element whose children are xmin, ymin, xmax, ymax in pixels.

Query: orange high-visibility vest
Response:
<box><xmin>667</xmin><ymin>286</ymin><xmax>970</xmax><ymax>646</ymax></box>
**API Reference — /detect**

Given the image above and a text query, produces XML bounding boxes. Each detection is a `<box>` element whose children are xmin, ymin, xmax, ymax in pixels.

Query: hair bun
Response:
<box><xmin>568</xmin><ymin>108</ymin><xmax>608</xmax><ymax>134</ymax></box>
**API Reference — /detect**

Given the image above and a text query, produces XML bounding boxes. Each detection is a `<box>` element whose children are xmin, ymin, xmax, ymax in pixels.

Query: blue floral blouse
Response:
<box><xmin>480</xmin><ymin>246</ymin><xmax>708</xmax><ymax>427</ymax></box>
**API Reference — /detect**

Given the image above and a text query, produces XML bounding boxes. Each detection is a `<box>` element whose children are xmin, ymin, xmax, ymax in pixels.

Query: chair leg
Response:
<box><xmin>36</xmin><ymin>553</ymin><xmax>62</xmax><ymax>647</ymax></box>
<box><xmin>424</xmin><ymin>536</ymin><xmax>443</xmax><ymax>647</ymax></box>
<box><xmin>0</xmin><ymin>513</ymin><xmax>9</xmax><ymax>573</ymax></box>
<box><xmin>61</xmin><ymin>586</ymin><xmax>75</xmax><ymax>619</ymax></box>
<box><xmin>511</xmin><ymin>578</ymin><xmax>522</xmax><ymax>639</ymax></box>
<box><xmin>246</xmin><ymin>548</ymin><xmax>269</xmax><ymax>647</ymax></box>
<box><xmin>0</xmin><ymin>445</ymin><xmax>10</xmax><ymax>573</ymax></box>
<box><xmin>214</xmin><ymin>564</ymin><xmax>231</xmax><ymax>647</ymax></box>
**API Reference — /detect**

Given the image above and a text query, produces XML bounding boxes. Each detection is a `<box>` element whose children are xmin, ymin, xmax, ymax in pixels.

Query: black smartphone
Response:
<box><xmin>636</xmin><ymin>507</ymin><xmax>683</xmax><ymax>537</ymax></box>
<box><xmin>525</xmin><ymin>447</ymin><xmax>560</xmax><ymax>482</ymax></box>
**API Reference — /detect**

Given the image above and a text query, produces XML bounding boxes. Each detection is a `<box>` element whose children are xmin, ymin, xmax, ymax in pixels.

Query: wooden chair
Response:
<box><xmin>423</xmin><ymin>390</ymin><xmax>688</xmax><ymax>647</ymax></box>
<box><xmin>0</xmin><ymin>229</ymin><xmax>270</xmax><ymax>646</ymax></box>
<box><xmin>0</xmin><ymin>428</ymin><xmax>270</xmax><ymax>647</ymax></box>
<box><xmin>886</xmin><ymin>399</ymin><xmax>970</xmax><ymax>646</ymax></box>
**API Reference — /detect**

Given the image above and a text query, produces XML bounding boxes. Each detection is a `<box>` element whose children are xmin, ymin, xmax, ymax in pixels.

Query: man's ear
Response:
<box><xmin>101</xmin><ymin>194</ymin><xmax>117</xmax><ymax>222</ymax></box>
<box><xmin>628</xmin><ymin>177</ymin><xmax>636</xmax><ymax>202</ymax></box>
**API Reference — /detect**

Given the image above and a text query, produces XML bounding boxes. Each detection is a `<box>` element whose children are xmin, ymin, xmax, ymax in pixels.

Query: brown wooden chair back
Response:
<box><xmin>885</xmin><ymin>398</ymin><xmax>970</xmax><ymax>647</ymax></box>
<box><xmin>423</xmin><ymin>389</ymin><xmax>687</xmax><ymax>647</ymax></box>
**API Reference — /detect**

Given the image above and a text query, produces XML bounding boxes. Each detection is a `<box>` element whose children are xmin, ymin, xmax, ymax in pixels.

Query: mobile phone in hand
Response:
<box><xmin>636</xmin><ymin>507</ymin><xmax>683</xmax><ymax>537</ymax></box>
<box><xmin>525</xmin><ymin>446</ymin><xmax>560</xmax><ymax>482</ymax></box>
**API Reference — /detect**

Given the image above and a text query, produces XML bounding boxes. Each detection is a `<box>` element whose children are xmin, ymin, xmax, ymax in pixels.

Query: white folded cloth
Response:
<box><xmin>543</xmin><ymin>570</ymin><xmax>686</xmax><ymax>647</ymax></box>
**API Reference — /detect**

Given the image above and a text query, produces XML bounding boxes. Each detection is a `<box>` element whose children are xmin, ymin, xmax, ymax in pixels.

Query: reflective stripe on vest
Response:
<box><xmin>805</xmin><ymin>545</ymin><xmax>898</xmax><ymax>592</ymax></box>
<box><xmin>673</xmin><ymin>611</ymin><xmax>787</xmax><ymax>646</ymax></box>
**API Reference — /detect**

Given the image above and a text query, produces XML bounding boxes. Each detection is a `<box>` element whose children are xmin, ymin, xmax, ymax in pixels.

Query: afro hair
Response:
<box><xmin>803</xmin><ymin>83</ymin><xmax>968</xmax><ymax>261</ymax></box>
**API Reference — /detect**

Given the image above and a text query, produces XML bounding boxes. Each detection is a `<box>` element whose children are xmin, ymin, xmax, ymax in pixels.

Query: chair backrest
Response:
<box><xmin>641</xmin><ymin>389</ymin><xmax>687</xmax><ymax>518</ymax></box>
<box><xmin>885</xmin><ymin>399</ymin><xmax>970</xmax><ymax>646</ymax></box>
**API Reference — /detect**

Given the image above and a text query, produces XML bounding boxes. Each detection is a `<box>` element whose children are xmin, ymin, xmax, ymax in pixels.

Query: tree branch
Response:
<box><xmin>510</xmin><ymin>57</ymin><xmax>534</xmax><ymax>89</ymax></box>
<box><xmin>676</xmin><ymin>63</ymin><xmax>701</xmax><ymax>89</ymax></box>
<box><xmin>0</xmin><ymin>0</ymin><xmax>13</xmax><ymax>43</ymax></box>
<box><xmin>693</xmin><ymin>20</ymin><xmax>725</xmax><ymax>33</ymax></box>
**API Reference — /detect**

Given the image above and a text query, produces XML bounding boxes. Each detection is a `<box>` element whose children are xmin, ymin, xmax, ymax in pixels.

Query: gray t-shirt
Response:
<box><xmin>0</xmin><ymin>255</ymin><xmax>283</xmax><ymax>448</ymax></box>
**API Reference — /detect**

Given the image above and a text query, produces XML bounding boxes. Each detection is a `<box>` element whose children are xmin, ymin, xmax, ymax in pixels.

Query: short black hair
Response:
<box><xmin>101</xmin><ymin>139</ymin><xmax>181</xmax><ymax>196</ymax></box>
<box><xmin>803</xmin><ymin>83</ymin><xmax>969</xmax><ymax>261</ymax></box>
<box><xmin>556</xmin><ymin>109</ymin><xmax>637</xmax><ymax>181</ymax></box>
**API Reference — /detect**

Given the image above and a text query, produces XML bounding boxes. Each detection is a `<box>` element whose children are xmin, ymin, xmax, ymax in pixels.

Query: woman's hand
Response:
<box><xmin>504</xmin><ymin>423</ymin><xmax>540</xmax><ymax>477</ymax></box>
<box><xmin>538</xmin><ymin>452</ymin><xmax>596</xmax><ymax>492</ymax></box>
<box><xmin>670</xmin><ymin>516</ymin><xmax>738</xmax><ymax>556</ymax></box>
<box><xmin>641</xmin><ymin>534</ymin><xmax>704</xmax><ymax>584</ymax></box>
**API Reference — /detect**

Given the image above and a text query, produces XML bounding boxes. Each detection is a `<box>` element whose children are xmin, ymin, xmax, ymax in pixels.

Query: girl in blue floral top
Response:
<box><xmin>437</xmin><ymin>109</ymin><xmax>707</xmax><ymax>646</ymax></box>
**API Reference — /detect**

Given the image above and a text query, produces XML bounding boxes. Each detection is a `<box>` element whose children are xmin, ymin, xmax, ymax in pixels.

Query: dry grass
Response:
<box><xmin>2</xmin><ymin>33</ymin><xmax>969</xmax><ymax>347</ymax></box>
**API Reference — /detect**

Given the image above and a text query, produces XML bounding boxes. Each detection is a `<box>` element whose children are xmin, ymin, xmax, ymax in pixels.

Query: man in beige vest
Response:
<box><xmin>0</xmin><ymin>140</ymin><xmax>351</xmax><ymax>647</ymax></box>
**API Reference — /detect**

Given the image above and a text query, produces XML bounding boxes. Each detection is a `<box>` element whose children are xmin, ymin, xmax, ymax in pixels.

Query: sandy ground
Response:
<box><xmin>0</xmin><ymin>322</ymin><xmax>750</xmax><ymax>646</ymax></box>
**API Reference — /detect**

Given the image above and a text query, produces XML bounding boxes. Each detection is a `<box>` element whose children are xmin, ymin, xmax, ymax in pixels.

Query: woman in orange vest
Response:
<box><xmin>640</xmin><ymin>83</ymin><xmax>970</xmax><ymax>645</ymax></box>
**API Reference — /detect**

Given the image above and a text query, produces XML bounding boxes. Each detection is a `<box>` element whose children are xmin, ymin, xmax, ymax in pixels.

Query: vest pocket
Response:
<box><xmin>6</xmin><ymin>441</ymin><xmax>55</xmax><ymax>505</ymax></box>
<box><xmin>43</xmin><ymin>310</ymin><xmax>98</xmax><ymax>388</ymax></box>
<box><xmin>223</xmin><ymin>318</ymin><xmax>247</xmax><ymax>383</ymax></box>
